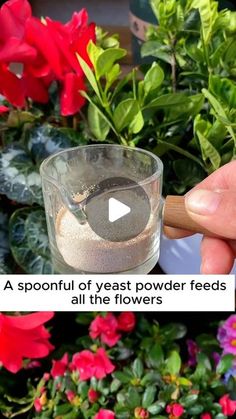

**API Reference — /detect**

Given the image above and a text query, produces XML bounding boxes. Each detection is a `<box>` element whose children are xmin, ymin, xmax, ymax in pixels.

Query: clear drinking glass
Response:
<box><xmin>40</xmin><ymin>144</ymin><xmax>163</xmax><ymax>274</ymax></box>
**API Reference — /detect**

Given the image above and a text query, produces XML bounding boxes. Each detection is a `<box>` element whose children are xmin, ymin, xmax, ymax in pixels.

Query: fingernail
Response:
<box><xmin>185</xmin><ymin>189</ymin><xmax>222</xmax><ymax>215</ymax></box>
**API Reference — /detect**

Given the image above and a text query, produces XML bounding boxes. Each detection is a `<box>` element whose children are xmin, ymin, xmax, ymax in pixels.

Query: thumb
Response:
<box><xmin>185</xmin><ymin>189</ymin><xmax>236</xmax><ymax>239</ymax></box>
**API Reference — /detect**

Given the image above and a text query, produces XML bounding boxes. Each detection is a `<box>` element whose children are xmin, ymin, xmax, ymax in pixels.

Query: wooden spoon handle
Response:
<box><xmin>163</xmin><ymin>195</ymin><xmax>218</xmax><ymax>237</ymax></box>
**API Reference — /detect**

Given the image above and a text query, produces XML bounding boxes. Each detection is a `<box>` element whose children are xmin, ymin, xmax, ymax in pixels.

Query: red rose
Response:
<box><xmin>117</xmin><ymin>312</ymin><xmax>136</xmax><ymax>332</ymax></box>
<box><xmin>0</xmin><ymin>312</ymin><xmax>54</xmax><ymax>373</ymax></box>
<box><xmin>94</xmin><ymin>409</ymin><xmax>115</xmax><ymax>419</ymax></box>
<box><xmin>51</xmin><ymin>353</ymin><xmax>69</xmax><ymax>378</ymax></box>
<box><xmin>90</xmin><ymin>313</ymin><xmax>121</xmax><ymax>347</ymax></box>
<box><xmin>219</xmin><ymin>394</ymin><xmax>236</xmax><ymax>416</ymax></box>
<box><xmin>166</xmin><ymin>403</ymin><xmax>184</xmax><ymax>417</ymax></box>
<box><xmin>88</xmin><ymin>388</ymin><xmax>99</xmax><ymax>403</ymax></box>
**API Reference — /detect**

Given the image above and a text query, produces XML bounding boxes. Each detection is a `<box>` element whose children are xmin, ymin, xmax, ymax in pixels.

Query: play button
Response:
<box><xmin>108</xmin><ymin>198</ymin><xmax>131</xmax><ymax>223</ymax></box>
<box><xmin>85</xmin><ymin>177</ymin><xmax>151</xmax><ymax>242</ymax></box>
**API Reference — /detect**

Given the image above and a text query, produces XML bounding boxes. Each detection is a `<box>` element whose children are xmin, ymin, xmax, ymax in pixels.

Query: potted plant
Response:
<box><xmin>1</xmin><ymin>311</ymin><xmax>236</xmax><ymax>418</ymax></box>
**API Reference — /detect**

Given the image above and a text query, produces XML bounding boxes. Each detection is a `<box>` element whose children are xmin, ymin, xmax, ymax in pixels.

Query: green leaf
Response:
<box><xmin>132</xmin><ymin>358</ymin><xmax>144</xmax><ymax>379</ymax></box>
<box><xmin>110</xmin><ymin>378</ymin><xmax>122</xmax><ymax>393</ymax></box>
<box><xmin>0</xmin><ymin>144</ymin><xmax>43</xmax><ymax>205</ymax></box>
<box><xmin>188</xmin><ymin>404</ymin><xmax>204</xmax><ymax>414</ymax></box>
<box><xmin>202</xmin><ymin>88</ymin><xmax>236</xmax><ymax>144</ymax></box>
<box><xmin>96</xmin><ymin>48</ymin><xmax>126</xmax><ymax>79</ymax></box>
<box><xmin>106</xmin><ymin>63</ymin><xmax>121</xmax><ymax>90</ymax></box>
<box><xmin>144</xmin><ymin>62</ymin><xmax>164</xmax><ymax>95</ymax></box>
<box><xmin>145</xmin><ymin>93</ymin><xmax>191</xmax><ymax>110</ymax></box>
<box><xmin>155</xmin><ymin>140</ymin><xmax>205</xmax><ymax>168</ymax></box>
<box><xmin>141</xmin><ymin>41</ymin><xmax>172</xmax><ymax>64</ymax></box>
<box><xmin>129</xmin><ymin>110</ymin><xmax>144</xmax><ymax>134</ymax></box>
<box><xmin>216</xmin><ymin>354</ymin><xmax>234</xmax><ymax>375</ymax></box>
<box><xmin>25</xmin><ymin>209</ymin><xmax>50</xmax><ymax>258</ymax></box>
<box><xmin>9</xmin><ymin>208</ymin><xmax>53</xmax><ymax>274</ymax></box>
<box><xmin>113</xmin><ymin>371</ymin><xmax>131</xmax><ymax>384</ymax></box>
<box><xmin>126</xmin><ymin>387</ymin><xmax>141</xmax><ymax>409</ymax></box>
<box><xmin>184</xmin><ymin>8</ymin><xmax>201</xmax><ymax>31</ymax></box>
<box><xmin>180</xmin><ymin>393</ymin><xmax>198</xmax><ymax>407</ymax></box>
<box><xmin>27</xmin><ymin>124</ymin><xmax>71</xmax><ymax>164</ymax></box>
<box><xmin>148</xmin><ymin>402</ymin><xmax>164</xmax><ymax>415</ymax></box>
<box><xmin>178</xmin><ymin>377</ymin><xmax>192</xmax><ymax>387</ymax></box>
<box><xmin>0</xmin><ymin>211</ymin><xmax>14</xmax><ymax>273</ymax></box>
<box><xmin>166</xmin><ymin>351</ymin><xmax>181</xmax><ymax>375</ymax></box>
<box><xmin>209</xmin><ymin>75</ymin><xmax>236</xmax><ymax>109</ymax></box>
<box><xmin>173</xmin><ymin>159</ymin><xmax>205</xmax><ymax>188</ymax></box>
<box><xmin>142</xmin><ymin>385</ymin><xmax>156</xmax><ymax>409</ymax></box>
<box><xmin>148</xmin><ymin>343</ymin><xmax>164</xmax><ymax>368</ymax></box>
<box><xmin>76</xmin><ymin>53</ymin><xmax>102</xmax><ymax>101</ymax></box>
<box><xmin>161</xmin><ymin>323</ymin><xmax>187</xmax><ymax>340</ymax></box>
<box><xmin>189</xmin><ymin>0</ymin><xmax>218</xmax><ymax>43</ymax></box>
<box><xmin>113</xmin><ymin>99</ymin><xmax>139</xmax><ymax>132</ymax></box>
<box><xmin>87</xmin><ymin>40</ymin><xmax>103</xmax><ymax>67</ymax></box>
<box><xmin>88</xmin><ymin>102</ymin><xmax>110</xmax><ymax>140</ymax></box>
<box><xmin>54</xmin><ymin>404</ymin><xmax>73</xmax><ymax>415</ymax></box>
<box><xmin>141</xmin><ymin>372</ymin><xmax>161</xmax><ymax>386</ymax></box>
<box><xmin>196</xmin><ymin>130</ymin><xmax>221</xmax><ymax>172</ymax></box>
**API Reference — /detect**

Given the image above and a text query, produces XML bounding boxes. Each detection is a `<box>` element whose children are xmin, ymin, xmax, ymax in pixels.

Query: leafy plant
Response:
<box><xmin>1</xmin><ymin>313</ymin><xmax>235</xmax><ymax>418</ymax></box>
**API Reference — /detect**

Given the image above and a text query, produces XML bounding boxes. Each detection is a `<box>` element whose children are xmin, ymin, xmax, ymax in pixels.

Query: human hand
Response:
<box><xmin>164</xmin><ymin>161</ymin><xmax>236</xmax><ymax>274</ymax></box>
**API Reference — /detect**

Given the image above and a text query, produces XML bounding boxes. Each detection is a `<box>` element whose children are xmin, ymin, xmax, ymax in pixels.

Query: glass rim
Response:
<box><xmin>40</xmin><ymin>144</ymin><xmax>163</xmax><ymax>188</ymax></box>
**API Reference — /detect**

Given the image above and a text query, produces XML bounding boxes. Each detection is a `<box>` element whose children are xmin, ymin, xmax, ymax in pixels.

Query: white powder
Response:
<box><xmin>55</xmin><ymin>203</ymin><xmax>158</xmax><ymax>273</ymax></box>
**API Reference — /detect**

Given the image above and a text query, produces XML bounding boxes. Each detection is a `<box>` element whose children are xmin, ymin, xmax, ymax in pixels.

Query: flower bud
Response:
<box><xmin>88</xmin><ymin>388</ymin><xmax>99</xmax><ymax>403</ymax></box>
<box><xmin>134</xmin><ymin>407</ymin><xmax>149</xmax><ymax>419</ymax></box>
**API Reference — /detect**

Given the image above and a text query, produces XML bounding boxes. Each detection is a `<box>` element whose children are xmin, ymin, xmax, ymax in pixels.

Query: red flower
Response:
<box><xmin>166</xmin><ymin>403</ymin><xmax>184</xmax><ymax>417</ymax></box>
<box><xmin>70</xmin><ymin>348</ymin><xmax>115</xmax><ymax>381</ymax></box>
<box><xmin>71</xmin><ymin>349</ymin><xmax>96</xmax><ymax>380</ymax></box>
<box><xmin>0</xmin><ymin>0</ymin><xmax>95</xmax><ymax>115</ymax></box>
<box><xmin>94</xmin><ymin>409</ymin><xmax>115</xmax><ymax>419</ymax></box>
<box><xmin>88</xmin><ymin>388</ymin><xmax>99</xmax><ymax>403</ymax></box>
<box><xmin>0</xmin><ymin>0</ymin><xmax>32</xmax><ymax>41</ymax></box>
<box><xmin>93</xmin><ymin>348</ymin><xmax>115</xmax><ymax>379</ymax></box>
<box><xmin>219</xmin><ymin>394</ymin><xmax>236</xmax><ymax>416</ymax></box>
<box><xmin>201</xmin><ymin>414</ymin><xmax>212</xmax><ymax>419</ymax></box>
<box><xmin>89</xmin><ymin>313</ymin><xmax>121</xmax><ymax>347</ymax></box>
<box><xmin>0</xmin><ymin>105</ymin><xmax>9</xmax><ymax>113</ymax></box>
<box><xmin>60</xmin><ymin>72</ymin><xmax>86</xmax><ymax>116</ymax></box>
<box><xmin>0</xmin><ymin>312</ymin><xmax>54</xmax><ymax>373</ymax></box>
<box><xmin>51</xmin><ymin>353</ymin><xmax>68</xmax><ymax>378</ymax></box>
<box><xmin>117</xmin><ymin>312</ymin><xmax>136</xmax><ymax>332</ymax></box>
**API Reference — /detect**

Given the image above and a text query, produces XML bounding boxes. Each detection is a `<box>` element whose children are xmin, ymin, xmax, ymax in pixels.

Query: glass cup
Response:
<box><xmin>40</xmin><ymin>144</ymin><xmax>163</xmax><ymax>274</ymax></box>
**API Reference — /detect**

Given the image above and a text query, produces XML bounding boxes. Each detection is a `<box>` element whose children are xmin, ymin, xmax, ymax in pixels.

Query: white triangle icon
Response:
<box><xmin>108</xmin><ymin>197</ymin><xmax>131</xmax><ymax>223</ymax></box>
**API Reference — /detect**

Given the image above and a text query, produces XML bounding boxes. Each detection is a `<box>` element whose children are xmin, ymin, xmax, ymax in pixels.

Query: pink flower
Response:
<box><xmin>166</xmin><ymin>403</ymin><xmax>184</xmax><ymax>417</ymax></box>
<box><xmin>88</xmin><ymin>388</ymin><xmax>99</xmax><ymax>403</ymax></box>
<box><xmin>187</xmin><ymin>339</ymin><xmax>199</xmax><ymax>367</ymax></box>
<box><xmin>93</xmin><ymin>348</ymin><xmax>115</xmax><ymax>379</ymax></box>
<box><xmin>43</xmin><ymin>373</ymin><xmax>50</xmax><ymax>381</ymax></box>
<box><xmin>223</xmin><ymin>315</ymin><xmax>236</xmax><ymax>336</ymax></box>
<box><xmin>201</xmin><ymin>414</ymin><xmax>212</xmax><ymax>419</ymax></box>
<box><xmin>71</xmin><ymin>350</ymin><xmax>95</xmax><ymax>380</ymax></box>
<box><xmin>94</xmin><ymin>409</ymin><xmax>115</xmax><ymax>419</ymax></box>
<box><xmin>51</xmin><ymin>353</ymin><xmax>68</xmax><ymax>378</ymax></box>
<box><xmin>117</xmin><ymin>312</ymin><xmax>136</xmax><ymax>332</ymax></box>
<box><xmin>70</xmin><ymin>348</ymin><xmax>115</xmax><ymax>381</ymax></box>
<box><xmin>34</xmin><ymin>398</ymin><xmax>42</xmax><ymax>412</ymax></box>
<box><xmin>90</xmin><ymin>313</ymin><xmax>121</xmax><ymax>347</ymax></box>
<box><xmin>219</xmin><ymin>394</ymin><xmax>236</xmax><ymax>416</ymax></box>
<box><xmin>221</xmin><ymin>337</ymin><xmax>236</xmax><ymax>355</ymax></box>
<box><xmin>66</xmin><ymin>390</ymin><xmax>76</xmax><ymax>403</ymax></box>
